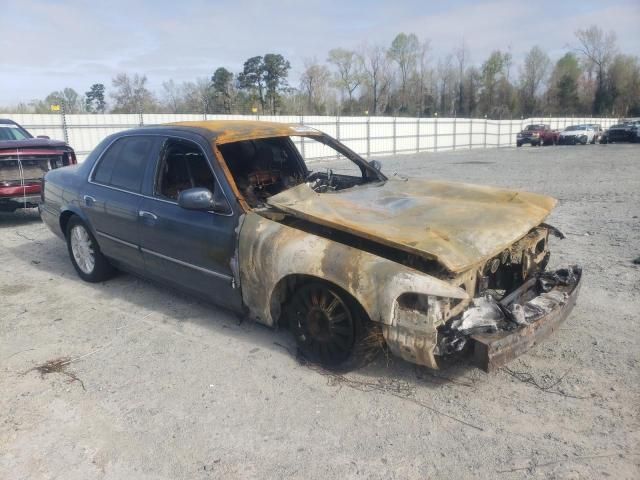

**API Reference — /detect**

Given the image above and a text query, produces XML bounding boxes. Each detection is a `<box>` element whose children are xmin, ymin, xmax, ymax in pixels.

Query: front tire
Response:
<box><xmin>66</xmin><ymin>216</ymin><xmax>115</xmax><ymax>282</ymax></box>
<box><xmin>285</xmin><ymin>282</ymin><xmax>380</xmax><ymax>371</ymax></box>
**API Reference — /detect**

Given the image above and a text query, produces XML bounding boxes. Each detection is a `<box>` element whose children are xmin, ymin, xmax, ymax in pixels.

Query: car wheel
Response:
<box><xmin>66</xmin><ymin>216</ymin><xmax>115</xmax><ymax>282</ymax></box>
<box><xmin>285</xmin><ymin>281</ymin><xmax>380</xmax><ymax>371</ymax></box>
<box><xmin>517</xmin><ymin>142</ymin><xmax>522</xmax><ymax>147</ymax></box>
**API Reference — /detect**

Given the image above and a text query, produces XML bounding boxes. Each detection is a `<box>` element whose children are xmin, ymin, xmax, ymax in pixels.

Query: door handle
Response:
<box><xmin>83</xmin><ymin>195</ymin><xmax>96</xmax><ymax>206</ymax></box>
<box><xmin>139</xmin><ymin>210</ymin><xmax>158</xmax><ymax>221</ymax></box>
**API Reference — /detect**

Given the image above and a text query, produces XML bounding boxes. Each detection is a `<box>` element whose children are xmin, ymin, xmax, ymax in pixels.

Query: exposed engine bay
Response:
<box><xmin>218</xmin><ymin>136</ymin><xmax>372</xmax><ymax>207</ymax></box>
<box><xmin>434</xmin><ymin>225</ymin><xmax>576</xmax><ymax>360</ymax></box>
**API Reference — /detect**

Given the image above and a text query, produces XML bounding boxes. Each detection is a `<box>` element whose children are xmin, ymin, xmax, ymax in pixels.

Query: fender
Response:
<box><xmin>238</xmin><ymin>212</ymin><xmax>469</xmax><ymax>328</ymax></box>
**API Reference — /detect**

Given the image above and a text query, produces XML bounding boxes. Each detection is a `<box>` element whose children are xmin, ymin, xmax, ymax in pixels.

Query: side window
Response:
<box><xmin>155</xmin><ymin>138</ymin><xmax>216</xmax><ymax>201</ymax></box>
<box><xmin>93</xmin><ymin>136</ymin><xmax>153</xmax><ymax>193</ymax></box>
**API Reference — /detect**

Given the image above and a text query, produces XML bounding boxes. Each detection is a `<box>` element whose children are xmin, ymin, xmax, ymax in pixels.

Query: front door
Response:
<box><xmin>137</xmin><ymin>136</ymin><xmax>241</xmax><ymax>310</ymax></box>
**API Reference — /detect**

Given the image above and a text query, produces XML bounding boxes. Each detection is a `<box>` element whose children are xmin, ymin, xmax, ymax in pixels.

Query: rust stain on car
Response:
<box><xmin>267</xmin><ymin>178</ymin><xmax>557</xmax><ymax>273</ymax></box>
<box><xmin>169</xmin><ymin>120</ymin><xmax>322</xmax><ymax>146</ymax></box>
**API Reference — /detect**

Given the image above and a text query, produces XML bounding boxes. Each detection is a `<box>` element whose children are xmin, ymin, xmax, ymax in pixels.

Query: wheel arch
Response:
<box><xmin>268</xmin><ymin>274</ymin><xmax>369</xmax><ymax>329</ymax></box>
<box><xmin>59</xmin><ymin>206</ymin><xmax>92</xmax><ymax>238</ymax></box>
<box><xmin>239</xmin><ymin>212</ymin><xmax>469</xmax><ymax>330</ymax></box>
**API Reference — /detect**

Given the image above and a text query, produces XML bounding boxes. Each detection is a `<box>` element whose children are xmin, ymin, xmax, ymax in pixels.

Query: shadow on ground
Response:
<box><xmin>6</xmin><ymin>233</ymin><xmax>482</xmax><ymax>391</ymax></box>
<box><xmin>0</xmin><ymin>208</ymin><xmax>41</xmax><ymax>228</ymax></box>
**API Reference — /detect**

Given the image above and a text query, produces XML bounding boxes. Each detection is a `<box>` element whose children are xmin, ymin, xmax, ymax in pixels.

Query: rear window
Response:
<box><xmin>93</xmin><ymin>136</ymin><xmax>154</xmax><ymax>193</ymax></box>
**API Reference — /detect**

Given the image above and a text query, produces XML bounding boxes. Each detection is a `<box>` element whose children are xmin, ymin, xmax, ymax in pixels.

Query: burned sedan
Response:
<box><xmin>40</xmin><ymin>121</ymin><xmax>582</xmax><ymax>372</ymax></box>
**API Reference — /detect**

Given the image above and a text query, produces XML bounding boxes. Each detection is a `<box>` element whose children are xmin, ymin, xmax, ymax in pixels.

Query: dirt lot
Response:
<box><xmin>1</xmin><ymin>144</ymin><xmax>639</xmax><ymax>479</ymax></box>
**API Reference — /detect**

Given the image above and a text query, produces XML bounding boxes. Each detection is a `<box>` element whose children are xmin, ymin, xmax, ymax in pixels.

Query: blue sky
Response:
<box><xmin>1</xmin><ymin>0</ymin><xmax>639</xmax><ymax>105</ymax></box>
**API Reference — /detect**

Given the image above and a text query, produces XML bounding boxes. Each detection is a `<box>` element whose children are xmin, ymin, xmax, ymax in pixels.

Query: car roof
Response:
<box><xmin>0</xmin><ymin>118</ymin><xmax>20</xmax><ymax>125</ymax></box>
<box><xmin>165</xmin><ymin>120</ymin><xmax>322</xmax><ymax>144</ymax></box>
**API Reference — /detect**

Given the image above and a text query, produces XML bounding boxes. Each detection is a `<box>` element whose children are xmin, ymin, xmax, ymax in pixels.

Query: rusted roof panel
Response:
<box><xmin>168</xmin><ymin>120</ymin><xmax>321</xmax><ymax>144</ymax></box>
<box><xmin>268</xmin><ymin>178</ymin><xmax>557</xmax><ymax>273</ymax></box>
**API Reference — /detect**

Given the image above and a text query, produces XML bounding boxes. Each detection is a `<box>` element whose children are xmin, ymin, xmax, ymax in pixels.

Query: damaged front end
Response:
<box><xmin>382</xmin><ymin>225</ymin><xmax>582</xmax><ymax>372</ymax></box>
<box><xmin>467</xmin><ymin>265</ymin><xmax>582</xmax><ymax>372</ymax></box>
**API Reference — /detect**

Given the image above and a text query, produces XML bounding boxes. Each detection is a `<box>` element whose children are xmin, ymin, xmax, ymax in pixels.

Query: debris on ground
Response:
<box><xmin>24</xmin><ymin>357</ymin><xmax>85</xmax><ymax>390</ymax></box>
<box><xmin>501</xmin><ymin>366</ymin><xmax>588</xmax><ymax>399</ymax></box>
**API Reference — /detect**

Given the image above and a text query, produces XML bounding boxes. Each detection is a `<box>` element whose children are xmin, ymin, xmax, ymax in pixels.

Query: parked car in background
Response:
<box><xmin>587</xmin><ymin>124</ymin><xmax>604</xmax><ymax>143</ymax></box>
<box><xmin>601</xmin><ymin>120</ymin><xmax>640</xmax><ymax>143</ymax></box>
<box><xmin>0</xmin><ymin>118</ymin><xmax>77</xmax><ymax>212</ymax></box>
<box><xmin>40</xmin><ymin>120</ymin><xmax>582</xmax><ymax>372</ymax></box>
<box><xmin>516</xmin><ymin>124</ymin><xmax>558</xmax><ymax>147</ymax></box>
<box><xmin>558</xmin><ymin>125</ymin><xmax>597</xmax><ymax>145</ymax></box>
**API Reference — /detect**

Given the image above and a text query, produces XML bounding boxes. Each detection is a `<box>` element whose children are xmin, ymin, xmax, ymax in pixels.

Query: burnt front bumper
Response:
<box><xmin>471</xmin><ymin>266</ymin><xmax>582</xmax><ymax>372</ymax></box>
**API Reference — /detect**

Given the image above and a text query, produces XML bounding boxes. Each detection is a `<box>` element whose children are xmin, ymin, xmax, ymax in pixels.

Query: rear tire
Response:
<box><xmin>285</xmin><ymin>281</ymin><xmax>381</xmax><ymax>371</ymax></box>
<box><xmin>66</xmin><ymin>216</ymin><xmax>115</xmax><ymax>283</ymax></box>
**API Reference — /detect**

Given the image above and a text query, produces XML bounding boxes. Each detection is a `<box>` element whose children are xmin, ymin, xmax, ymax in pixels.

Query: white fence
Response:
<box><xmin>1</xmin><ymin>113</ymin><xmax>620</xmax><ymax>162</ymax></box>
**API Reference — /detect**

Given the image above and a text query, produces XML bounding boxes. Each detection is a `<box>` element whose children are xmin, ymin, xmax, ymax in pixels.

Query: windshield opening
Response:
<box><xmin>218</xmin><ymin>134</ymin><xmax>383</xmax><ymax>208</ymax></box>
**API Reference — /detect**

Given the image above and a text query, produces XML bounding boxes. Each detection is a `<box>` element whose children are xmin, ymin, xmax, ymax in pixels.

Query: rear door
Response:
<box><xmin>137</xmin><ymin>136</ymin><xmax>242</xmax><ymax>310</ymax></box>
<box><xmin>82</xmin><ymin>135</ymin><xmax>159</xmax><ymax>273</ymax></box>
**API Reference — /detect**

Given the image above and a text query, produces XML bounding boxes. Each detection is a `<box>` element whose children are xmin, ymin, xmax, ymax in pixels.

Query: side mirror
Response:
<box><xmin>37</xmin><ymin>135</ymin><xmax>50</xmax><ymax>139</ymax></box>
<box><xmin>369</xmin><ymin>159</ymin><xmax>382</xmax><ymax>172</ymax></box>
<box><xmin>177</xmin><ymin>188</ymin><xmax>229</xmax><ymax>213</ymax></box>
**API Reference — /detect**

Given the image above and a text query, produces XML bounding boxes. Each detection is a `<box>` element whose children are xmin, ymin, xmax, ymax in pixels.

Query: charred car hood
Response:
<box><xmin>267</xmin><ymin>178</ymin><xmax>557</xmax><ymax>273</ymax></box>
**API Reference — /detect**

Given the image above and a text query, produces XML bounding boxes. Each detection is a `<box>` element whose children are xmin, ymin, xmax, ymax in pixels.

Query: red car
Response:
<box><xmin>0</xmin><ymin>119</ymin><xmax>76</xmax><ymax>212</ymax></box>
<box><xmin>516</xmin><ymin>124</ymin><xmax>559</xmax><ymax>147</ymax></box>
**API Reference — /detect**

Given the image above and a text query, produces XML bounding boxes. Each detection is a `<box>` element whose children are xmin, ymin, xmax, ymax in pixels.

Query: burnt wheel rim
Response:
<box><xmin>291</xmin><ymin>285</ymin><xmax>354</xmax><ymax>365</ymax></box>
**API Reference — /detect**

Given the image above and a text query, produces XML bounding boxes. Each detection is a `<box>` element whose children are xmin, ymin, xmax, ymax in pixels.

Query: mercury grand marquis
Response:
<box><xmin>40</xmin><ymin>121</ymin><xmax>582</xmax><ymax>371</ymax></box>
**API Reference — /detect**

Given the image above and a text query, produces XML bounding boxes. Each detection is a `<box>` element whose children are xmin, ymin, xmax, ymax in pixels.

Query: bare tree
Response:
<box><xmin>607</xmin><ymin>54</ymin><xmax>640</xmax><ymax>116</ymax></box>
<box><xmin>454</xmin><ymin>39</ymin><xmax>469</xmax><ymax>115</ymax></box>
<box><xmin>300</xmin><ymin>59</ymin><xmax>332</xmax><ymax>114</ymax></box>
<box><xmin>161</xmin><ymin>79</ymin><xmax>184</xmax><ymax>113</ymax></box>
<box><xmin>575</xmin><ymin>25</ymin><xmax>617</xmax><ymax>113</ymax></box>
<box><xmin>183</xmin><ymin>78</ymin><xmax>213</xmax><ymax>114</ymax></box>
<box><xmin>327</xmin><ymin>48</ymin><xmax>362</xmax><ymax>115</ymax></box>
<box><xmin>388</xmin><ymin>33</ymin><xmax>420</xmax><ymax>113</ymax></box>
<box><xmin>111</xmin><ymin>73</ymin><xmax>157</xmax><ymax>113</ymax></box>
<box><xmin>436</xmin><ymin>54</ymin><xmax>455</xmax><ymax>115</ymax></box>
<box><xmin>416</xmin><ymin>40</ymin><xmax>432</xmax><ymax>116</ymax></box>
<box><xmin>519</xmin><ymin>46</ymin><xmax>551</xmax><ymax>115</ymax></box>
<box><xmin>44</xmin><ymin>88</ymin><xmax>83</xmax><ymax>113</ymax></box>
<box><xmin>360</xmin><ymin>44</ymin><xmax>389</xmax><ymax>115</ymax></box>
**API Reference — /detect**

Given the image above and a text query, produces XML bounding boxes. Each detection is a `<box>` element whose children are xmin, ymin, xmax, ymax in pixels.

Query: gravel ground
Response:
<box><xmin>1</xmin><ymin>143</ymin><xmax>639</xmax><ymax>479</ymax></box>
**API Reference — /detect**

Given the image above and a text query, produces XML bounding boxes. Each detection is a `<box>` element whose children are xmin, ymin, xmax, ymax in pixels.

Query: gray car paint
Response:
<box><xmin>42</xmin><ymin>127</ymin><xmax>244</xmax><ymax>312</ymax></box>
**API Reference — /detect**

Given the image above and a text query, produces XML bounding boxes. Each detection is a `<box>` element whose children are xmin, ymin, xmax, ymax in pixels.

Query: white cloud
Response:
<box><xmin>0</xmin><ymin>0</ymin><xmax>638</xmax><ymax>104</ymax></box>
